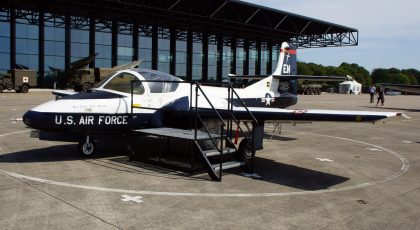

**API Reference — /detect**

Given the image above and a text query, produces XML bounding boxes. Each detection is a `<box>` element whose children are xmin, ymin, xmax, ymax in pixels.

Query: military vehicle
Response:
<box><xmin>298</xmin><ymin>84</ymin><xmax>323</xmax><ymax>95</ymax></box>
<box><xmin>51</xmin><ymin>54</ymin><xmax>97</xmax><ymax>91</ymax></box>
<box><xmin>74</xmin><ymin>61</ymin><xmax>141</xmax><ymax>92</ymax></box>
<box><xmin>0</xmin><ymin>69</ymin><xmax>37</xmax><ymax>93</ymax></box>
<box><xmin>50</xmin><ymin>55</ymin><xmax>140</xmax><ymax>92</ymax></box>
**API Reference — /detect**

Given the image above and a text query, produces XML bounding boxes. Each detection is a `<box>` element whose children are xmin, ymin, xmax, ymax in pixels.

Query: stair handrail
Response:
<box><xmin>194</xmin><ymin>82</ymin><xmax>227</xmax><ymax>180</ymax></box>
<box><xmin>228</xmin><ymin>83</ymin><xmax>258</xmax><ymax>125</ymax></box>
<box><xmin>193</xmin><ymin>82</ymin><xmax>226</xmax><ymax>151</ymax></box>
<box><xmin>194</xmin><ymin>83</ymin><xmax>226</xmax><ymax>127</ymax></box>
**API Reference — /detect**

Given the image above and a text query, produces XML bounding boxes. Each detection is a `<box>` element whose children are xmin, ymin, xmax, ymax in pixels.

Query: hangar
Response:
<box><xmin>0</xmin><ymin>0</ymin><xmax>358</xmax><ymax>88</ymax></box>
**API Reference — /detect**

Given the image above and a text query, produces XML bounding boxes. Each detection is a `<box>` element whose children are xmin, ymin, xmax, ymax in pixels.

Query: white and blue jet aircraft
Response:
<box><xmin>23</xmin><ymin>42</ymin><xmax>404</xmax><ymax>156</ymax></box>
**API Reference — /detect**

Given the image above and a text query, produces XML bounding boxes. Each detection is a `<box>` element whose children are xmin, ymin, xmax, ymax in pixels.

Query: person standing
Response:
<box><xmin>369</xmin><ymin>85</ymin><xmax>376</xmax><ymax>103</ymax></box>
<box><xmin>376</xmin><ymin>87</ymin><xmax>385</xmax><ymax>107</ymax></box>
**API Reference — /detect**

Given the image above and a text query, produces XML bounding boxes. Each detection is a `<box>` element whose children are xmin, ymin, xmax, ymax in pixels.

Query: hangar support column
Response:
<box><xmin>202</xmin><ymin>33</ymin><xmax>209</xmax><ymax>82</ymax></box>
<box><xmin>186</xmin><ymin>30</ymin><xmax>193</xmax><ymax>82</ymax></box>
<box><xmin>133</xmin><ymin>23</ymin><xmax>139</xmax><ymax>62</ymax></box>
<box><xmin>243</xmin><ymin>39</ymin><xmax>249</xmax><ymax>75</ymax></box>
<box><xmin>169</xmin><ymin>28</ymin><xmax>176</xmax><ymax>76</ymax></box>
<box><xmin>151</xmin><ymin>26</ymin><xmax>158</xmax><ymax>70</ymax></box>
<box><xmin>267</xmin><ymin>41</ymin><xmax>273</xmax><ymax>74</ymax></box>
<box><xmin>10</xmin><ymin>7</ymin><xmax>16</xmax><ymax>70</ymax></box>
<box><xmin>231</xmin><ymin>36</ymin><xmax>237</xmax><ymax>76</ymax></box>
<box><xmin>111</xmin><ymin>20</ymin><xmax>117</xmax><ymax>67</ymax></box>
<box><xmin>256</xmin><ymin>39</ymin><xmax>261</xmax><ymax>75</ymax></box>
<box><xmin>89</xmin><ymin>17</ymin><xmax>95</xmax><ymax>68</ymax></box>
<box><xmin>216</xmin><ymin>35</ymin><xmax>223</xmax><ymax>82</ymax></box>
<box><xmin>65</xmin><ymin>14</ymin><xmax>71</xmax><ymax>71</ymax></box>
<box><xmin>38</xmin><ymin>10</ymin><xmax>45</xmax><ymax>87</ymax></box>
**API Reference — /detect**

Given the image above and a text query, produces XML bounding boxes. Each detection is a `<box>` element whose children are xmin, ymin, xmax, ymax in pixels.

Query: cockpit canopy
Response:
<box><xmin>138</xmin><ymin>69</ymin><xmax>182</xmax><ymax>93</ymax></box>
<box><xmin>95</xmin><ymin>69</ymin><xmax>182</xmax><ymax>95</ymax></box>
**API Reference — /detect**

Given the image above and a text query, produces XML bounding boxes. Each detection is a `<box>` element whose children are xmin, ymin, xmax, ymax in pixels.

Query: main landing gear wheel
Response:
<box><xmin>236</xmin><ymin>138</ymin><xmax>254</xmax><ymax>173</ymax></box>
<box><xmin>78</xmin><ymin>136</ymin><xmax>96</xmax><ymax>157</ymax></box>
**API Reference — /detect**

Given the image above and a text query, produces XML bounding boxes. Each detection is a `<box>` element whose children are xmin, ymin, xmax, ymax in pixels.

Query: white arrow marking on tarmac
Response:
<box><xmin>121</xmin><ymin>195</ymin><xmax>144</xmax><ymax>203</ymax></box>
<box><xmin>316</xmin><ymin>158</ymin><xmax>333</xmax><ymax>162</ymax></box>
<box><xmin>402</xmin><ymin>140</ymin><xmax>413</xmax><ymax>144</ymax></box>
<box><xmin>366</xmin><ymin>148</ymin><xmax>383</xmax><ymax>151</ymax></box>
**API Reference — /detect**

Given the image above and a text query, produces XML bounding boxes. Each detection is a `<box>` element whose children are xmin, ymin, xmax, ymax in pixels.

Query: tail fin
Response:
<box><xmin>273</xmin><ymin>42</ymin><xmax>297</xmax><ymax>76</ymax></box>
<box><xmin>244</xmin><ymin>42</ymin><xmax>297</xmax><ymax>93</ymax></box>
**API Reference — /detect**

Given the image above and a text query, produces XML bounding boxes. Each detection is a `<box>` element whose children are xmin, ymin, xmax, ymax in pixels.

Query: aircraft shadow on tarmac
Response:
<box><xmin>0</xmin><ymin>144</ymin><xmax>86</xmax><ymax>163</ymax></box>
<box><xmin>0</xmin><ymin>144</ymin><xmax>208</xmax><ymax>181</ymax></box>
<box><xmin>360</xmin><ymin>106</ymin><xmax>420</xmax><ymax>113</ymax></box>
<box><xmin>248</xmin><ymin>157</ymin><xmax>349</xmax><ymax>190</ymax></box>
<box><xmin>263</xmin><ymin>134</ymin><xmax>297</xmax><ymax>142</ymax></box>
<box><xmin>0</xmin><ymin>142</ymin><xmax>349</xmax><ymax>189</ymax></box>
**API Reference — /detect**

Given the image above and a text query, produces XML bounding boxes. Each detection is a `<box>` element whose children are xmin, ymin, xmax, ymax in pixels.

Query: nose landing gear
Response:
<box><xmin>78</xmin><ymin>135</ymin><xmax>96</xmax><ymax>157</ymax></box>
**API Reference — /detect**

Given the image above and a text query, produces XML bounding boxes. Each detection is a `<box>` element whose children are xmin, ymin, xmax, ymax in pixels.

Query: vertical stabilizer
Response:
<box><xmin>273</xmin><ymin>42</ymin><xmax>297</xmax><ymax>76</ymax></box>
<box><xmin>244</xmin><ymin>42</ymin><xmax>297</xmax><ymax>93</ymax></box>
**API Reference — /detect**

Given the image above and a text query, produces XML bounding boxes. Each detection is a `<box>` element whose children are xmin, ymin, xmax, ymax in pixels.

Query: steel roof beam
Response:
<box><xmin>168</xmin><ymin>0</ymin><xmax>183</xmax><ymax>11</ymax></box>
<box><xmin>275</xmin><ymin>15</ymin><xmax>288</xmax><ymax>30</ymax></box>
<box><xmin>300</xmin><ymin>20</ymin><xmax>311</xmax><ymax>34</ymax></box>
<box><xmin>210</xmin><ymin>1</ymin><xmax>228</xmax><ymax>18</ymax></box>
<box><xmin>245</xmin><ymin>8</ymin><xmax>260</xmax><ymax>24</ymax></box>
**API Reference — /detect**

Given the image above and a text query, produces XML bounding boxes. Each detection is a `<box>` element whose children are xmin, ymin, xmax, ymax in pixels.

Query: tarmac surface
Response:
<box><xmin>0</xmin><ymin>91</ymin><xmax>419</xmax><ymax>229</ymax></box>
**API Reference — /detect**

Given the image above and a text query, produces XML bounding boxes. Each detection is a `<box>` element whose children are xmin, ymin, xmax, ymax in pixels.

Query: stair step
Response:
<box><xmin>212</xmin><ymin>161</ymin><xmax>245</xmax><ymax>171</ymax></box>
<box><xmin>205</xmin><ymin>147</ymin><xmax>236</xmax><ymax>157</ymax></box>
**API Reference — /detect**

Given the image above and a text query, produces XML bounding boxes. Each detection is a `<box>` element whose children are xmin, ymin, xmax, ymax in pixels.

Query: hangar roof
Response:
<box><xmin>2</xmin><ymin>0</ymin><xmax>358</xmax><ymax>48</ymax></box>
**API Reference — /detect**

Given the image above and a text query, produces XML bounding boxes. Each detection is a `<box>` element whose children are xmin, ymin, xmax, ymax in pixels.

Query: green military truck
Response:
<box><xmin>72</xmin><ymin>61</ymin><xmax>140</xmax><ymax>92</ymax></box>
<box><xmin>0</xmin><ymin>69</ymin><xmax>37</xmax><ymax>93</ymax></box>
<box><xmin>298</xmin><ymin>84</ymin><xmax>323</xmax><ymax>95</ymax></box>
<box><xmin>73</xmin><ymin>68</ymin><xmax>117</xmax><ymax>92</ymax></box>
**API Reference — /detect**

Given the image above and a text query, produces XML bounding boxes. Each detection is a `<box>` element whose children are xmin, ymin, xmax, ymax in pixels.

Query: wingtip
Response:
<box><xmin>396</xmin><ymin>113</ymin><xmax>411</xmax><ymax>119</ymax></box>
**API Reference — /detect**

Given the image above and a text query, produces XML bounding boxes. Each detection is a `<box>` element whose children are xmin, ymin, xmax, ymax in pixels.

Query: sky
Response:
<box><xmin>244</xmin><ymin>0</ymin><xmax>420</xmax><ymax>72</ymax></box>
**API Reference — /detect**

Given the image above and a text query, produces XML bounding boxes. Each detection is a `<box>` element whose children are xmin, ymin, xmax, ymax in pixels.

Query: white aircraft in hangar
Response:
<box><xmin>23</xmin><ymin>42</ymin><xmax>405</xmax><ymax>180</ymax></box>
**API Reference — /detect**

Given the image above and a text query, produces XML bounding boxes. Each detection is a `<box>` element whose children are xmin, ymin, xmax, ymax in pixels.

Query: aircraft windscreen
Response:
<box><xmin>138</xmin><ymin>69</ymin><xmax>181</xmax><ymax>93</ymax></box>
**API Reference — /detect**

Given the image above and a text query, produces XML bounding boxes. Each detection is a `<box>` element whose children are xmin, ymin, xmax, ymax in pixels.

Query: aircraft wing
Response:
<box><xmin>228</xmin><ymin>74</ymin><xmax>349</xmax><ymax>82</ymax></box>
<box><xmin>273</xmin><ymin>75</ymin><xmax>350</xmax><ymax>82</ymax></box>
<box><xmin>223</xmin><ymin>107</ymin><xmax>406</xmax><ymax>123</ymax></box>
<box><xmin>380</xmin><ymin>83</ymin><xmax>420</xmax><ymax>94</ymax></box>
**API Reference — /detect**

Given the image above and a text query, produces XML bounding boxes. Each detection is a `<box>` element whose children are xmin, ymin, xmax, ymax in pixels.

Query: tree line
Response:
<box><xmin>297</xmin><ymin>62</ymin><xmax>420</xmax><ymax>86</ymax></box>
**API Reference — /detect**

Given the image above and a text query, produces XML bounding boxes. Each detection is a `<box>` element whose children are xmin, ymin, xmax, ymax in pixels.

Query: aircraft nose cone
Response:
<box><xmin>23</xmin><ymin>110</ymin><xmax>44</xmax><ymax>129</ymax></box>
<box><xmin>23</xmin><ymin>110</ymin><xmax>34</xmax><ymax>128</ymax></box>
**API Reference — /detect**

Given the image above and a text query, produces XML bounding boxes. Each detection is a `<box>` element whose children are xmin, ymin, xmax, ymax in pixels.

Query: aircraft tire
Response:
<box><xmin>78</xmin><ymin>137</ymin><xmax>96</xmax><ymax>157</ymax></box>
<box><xmin>237</xmin><ymin>139</ymin><xmax>253</xmax><ymax>173</ymax></box>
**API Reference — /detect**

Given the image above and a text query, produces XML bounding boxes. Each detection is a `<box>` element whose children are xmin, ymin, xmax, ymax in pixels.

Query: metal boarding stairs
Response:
<box><xmin>130</xmin><ymin>80</ymin><xmax>259</xmax><ymax>181</ymax></box>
